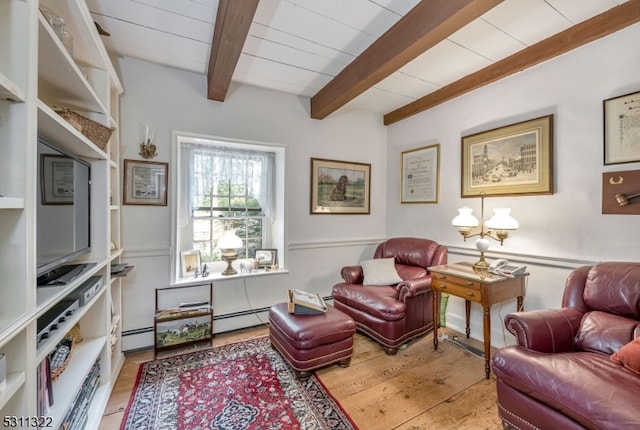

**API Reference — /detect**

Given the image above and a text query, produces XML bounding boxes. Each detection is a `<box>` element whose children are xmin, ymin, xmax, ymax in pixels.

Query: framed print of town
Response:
<box><xmin>461</xmin><ymin>115</ymin><xmax>554</xmax><ymax>197</ymax></box>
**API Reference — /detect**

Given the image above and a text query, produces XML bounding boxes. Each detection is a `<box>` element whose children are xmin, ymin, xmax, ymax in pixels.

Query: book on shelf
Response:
<box><xmin>287</xmin><ymin>289</ymin><xmax>327</xmax><ymax>314</ymax></box>
<box><xmin>37</xmin><ymin>357</ymin><xmax>53</xmax><ymax>417</ymax></box>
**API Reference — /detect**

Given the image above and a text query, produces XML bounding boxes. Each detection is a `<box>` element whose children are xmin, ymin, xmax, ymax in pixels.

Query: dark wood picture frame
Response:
<box><xmin>123</xmin><ymin>159</ymin><xmax>168</xmax><ymax>205</ymax></box>
<box><xmin>604</xmin><ymin>90</ymin><xmax>640</xmax><ymax>165</ymax></box>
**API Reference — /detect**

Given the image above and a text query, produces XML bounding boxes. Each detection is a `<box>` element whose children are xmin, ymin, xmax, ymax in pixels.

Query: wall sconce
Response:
<box><xmin>217</xmin><ymin>229</ymin><xmax>243</xmax><ymax>276</ymax></box>
<box><xmin>139</xmin><ymin>121</ymin><xmax>157</xmax><ymax>159</ymax></box>
<box><xmin>615</xmin><ymin>191</ymin><xmax>640</xmax><ymax>206</ymax></box>
<box><xmin>452</xmin><ymin>195</ymin><xmax>519</xmax><ymax>271</ymax></box>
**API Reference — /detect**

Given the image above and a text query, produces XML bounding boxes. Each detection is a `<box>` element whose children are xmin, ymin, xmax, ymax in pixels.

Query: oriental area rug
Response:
<box><xmin>120</xmin><ymin>336</ymin><xmax>357</xmax><ymax>430</ymax></box>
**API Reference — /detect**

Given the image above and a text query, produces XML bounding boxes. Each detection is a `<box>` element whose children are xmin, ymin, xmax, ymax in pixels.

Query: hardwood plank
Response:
<box><xmin>384</xmin><ymin>0</ymin><xmax>640</xmax><ymax>125</ymax></box>
<box><xmin>310</xmin><ymin>0</ymin><xmax>503</xmax><ymax>120</ymax></box>
<box><xmin>395</xmin><ymin>375</ymin><xmax>501</xmax><ymax>429</ymax></box>
<box><xmin>320</xmin><ymin>338</ymin><xmax>486</xmax><ymax>430</ymax></box>
<box><xmin>101</xmin><ymin>326</ymin><xmax>503</xmax><ymax>429</ymax></box>
<box><xmin>207</xmin><ymin>0</ymin><xmax>259</xmax><ymax>101</ymax></box>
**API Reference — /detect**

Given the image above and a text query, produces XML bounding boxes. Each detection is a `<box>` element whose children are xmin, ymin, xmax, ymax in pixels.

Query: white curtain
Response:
<box><xmin>179</xmin><ymin>141</ymin><xmax>275</xmax><ymax>225</ymax></box>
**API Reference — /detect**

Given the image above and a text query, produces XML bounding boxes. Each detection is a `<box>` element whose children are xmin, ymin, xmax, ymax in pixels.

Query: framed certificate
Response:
<box><xmin>401</xmin><ymin>144</ymin><xmax>440</xmax><ymax>203</ymax></box>
<box><xmin>604</xmin><ymin>90</ymin><xmax>640</xmax><ymax>165</ymax></box>
<box><xmin>123</xmin><ymin>159</ymin><xmax>168</xmax><ymax>205</ymax></box>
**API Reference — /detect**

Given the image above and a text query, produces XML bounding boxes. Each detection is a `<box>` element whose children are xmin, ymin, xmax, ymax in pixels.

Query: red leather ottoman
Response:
<box><xmin>269</xmin><ymin>302</ymin><xmax>356</xmax><ymax>379</ymax></box>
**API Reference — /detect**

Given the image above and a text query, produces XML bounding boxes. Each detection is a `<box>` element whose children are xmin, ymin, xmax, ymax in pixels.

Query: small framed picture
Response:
<box><xmin>123</xmin><ymin>159</ymin><xmax>168</xmax><ymax>206</ymax></box>
<box><xmin>255</xmin><ymin>249</ymin><xmax>277</xmax><ymax>268</ymax></box>
<box><xmin>180</xmin><ymin>250</ymin><xmax>201</xmax><ymax>278</ymax></box>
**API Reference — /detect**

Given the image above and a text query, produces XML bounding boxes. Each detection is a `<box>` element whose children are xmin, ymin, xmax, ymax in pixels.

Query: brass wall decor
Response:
<box><xmin>139</xmin><ymin>121</ymin><xmax>158</xmax><ymax>159</ymax></box>
<box><xmin>602</xmin><ymin>169</ymin><xmax>640</xmax><ymax>214</ymax></box>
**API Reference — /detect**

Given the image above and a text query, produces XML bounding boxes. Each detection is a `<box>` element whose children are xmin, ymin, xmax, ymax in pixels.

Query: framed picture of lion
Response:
<box><xmin>310</xmin><ymin>158</ymin><xmax>371</xmax><ymax>214</ymax></box>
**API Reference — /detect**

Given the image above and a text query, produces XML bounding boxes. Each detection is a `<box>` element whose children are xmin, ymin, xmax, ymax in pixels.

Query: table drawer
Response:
<box><xmin>433</xmin><ymin>278</ymin><xmax>481</xmax><ymax>303</ymax></box>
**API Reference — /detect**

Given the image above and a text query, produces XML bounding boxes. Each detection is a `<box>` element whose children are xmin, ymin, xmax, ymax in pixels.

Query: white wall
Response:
<box><xmin>118</xmin><ymin>22</ymin><xmax>640</xmax><ymax>351</ymax></box>
<box><xmin>116</xmin><ymin>57</ymin><xmax>388</xmax><ymax>349</ymax></box>
<box><xmin>387</xmin><ymin>23</ymin><xmax>640</xmax><ymax>346</ymax></box>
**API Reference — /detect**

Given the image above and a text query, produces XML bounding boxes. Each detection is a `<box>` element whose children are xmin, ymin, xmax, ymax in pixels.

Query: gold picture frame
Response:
<box><xmin>123</xmin><ymin>159</ymin><xmax>168</xmax><ymax>206</ymax></box>
<box><xmin>461</xmin><ymin>115</ymin><xmax>554</xmax><ymax>198</ymax></box>
<box><xmin>310</xmin><ymin>158</ymin><xmax>371</xmax><ymax>214</ymax></box>
<box><xmin>401</xmin><ymin>144</ymin><xmax>440</xmax><ymax>203</ymax></box>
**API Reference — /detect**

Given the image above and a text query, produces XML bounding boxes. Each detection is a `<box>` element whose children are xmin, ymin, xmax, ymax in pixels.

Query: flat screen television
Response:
<box><xmin>36</xmin><ymin>135</ymin><xmax>91</xmax><ymax>280</ymax></box>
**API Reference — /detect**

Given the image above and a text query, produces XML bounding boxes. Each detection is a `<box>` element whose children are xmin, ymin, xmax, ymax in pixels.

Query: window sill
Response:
<box><xmin>171</xmin><ymin>268</ymin><xmax>289</xmax><ymax>287</ymax></box>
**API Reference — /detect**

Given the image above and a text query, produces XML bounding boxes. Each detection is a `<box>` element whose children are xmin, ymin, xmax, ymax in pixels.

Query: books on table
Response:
<box><xmin>287</xmin><ymin>289</ymin><xmax>327</xmax><ymax>314</ymax></box>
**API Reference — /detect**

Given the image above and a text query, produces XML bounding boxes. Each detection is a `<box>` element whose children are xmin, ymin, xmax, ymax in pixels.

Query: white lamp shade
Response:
<box><xmin>486</xmin><ymin>208</ymin><xmax>519</xmax><ymax>230</ymax></box>
<box><xmin>452</xmin><ymin>206</ymin><xmax>480</xmax><ymax>227</ymax></box>
<box><xmin>218</xmin><ymin>229</ymin><xmax>243</xmax><ymax>249</ymax></box>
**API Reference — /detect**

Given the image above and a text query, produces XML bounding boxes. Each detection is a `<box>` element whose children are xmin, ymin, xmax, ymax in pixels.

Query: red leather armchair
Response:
<box><xmin>493</xmin><ymin>262</ymin><xmax>640</xmax><ymax>430</ymax></box>
<box><xmin>331</xmin><ymin>237</ymin><xmax>447</xmax><ymax>354</ymax></box>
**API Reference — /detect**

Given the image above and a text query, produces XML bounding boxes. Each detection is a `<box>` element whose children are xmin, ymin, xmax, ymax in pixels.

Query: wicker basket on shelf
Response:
<box><xmin>49</xmin><ymin>323</ymin><xmax>82</xmax><ymax>381</ymax></box>
<box><xmin>56</xmin><ymin>108</ymin><xmax>114</xmax><ymax>150</ymax></box>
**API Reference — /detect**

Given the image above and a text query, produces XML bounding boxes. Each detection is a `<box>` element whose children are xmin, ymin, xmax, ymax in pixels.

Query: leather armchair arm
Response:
<box><xmin>341</xmin><ymin>265</ymin><xmax>364</xmax><ymax>284</ymax></box>
<box><xmin>397</xmin><ymin>276</ymin><xmax>432</xmax><ymax>302</ymax></box>
<box><xmin>504</xmin><ymin>308</ymin><xmax>584</xmax><ymax>353</ymax></box>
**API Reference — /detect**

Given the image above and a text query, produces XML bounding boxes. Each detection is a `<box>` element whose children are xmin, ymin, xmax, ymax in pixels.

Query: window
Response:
<box><xmin>174</xmin><ymin>133</ymin><xmax>285</xmax><ymax>279</ymax></box>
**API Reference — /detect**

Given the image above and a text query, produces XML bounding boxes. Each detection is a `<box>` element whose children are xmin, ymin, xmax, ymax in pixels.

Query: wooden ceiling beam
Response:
<box><xmin>310</xmin><ymin>0</ymin><xmax>503</xmax><ymax>120</ymax></box>
<box><xmin>384</xmin><ymin>0</ymin><xmax>640</xmax><ymax>125</ymax></box>
<box><xmin>207</xmin><ymin>0</ymin><xmax>259</xmax><ymax>101</ymax></box>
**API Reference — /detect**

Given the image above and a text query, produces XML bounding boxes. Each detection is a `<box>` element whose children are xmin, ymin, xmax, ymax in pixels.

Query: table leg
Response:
<box><xmin>433</xmin><ymin>290</ymin><xmax>439</xmax><ymax>351</ymax></box>
<box><xmin>517</xmin><ymin>296</ymin><xmax>524</xmax><ymax>312</ymax></box>
<box><xmin>483</xmin><ymin>306</ymin><xmax>491</xmax><ymax>379</ymax></box>
<box><xmin>465</xmin><ymin>300</ymin><xmax>471</xmax><ymax>339</ymax></box>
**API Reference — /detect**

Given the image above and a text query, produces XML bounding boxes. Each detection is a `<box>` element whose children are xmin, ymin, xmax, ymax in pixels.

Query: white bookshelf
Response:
<box><xmin>0</xmin><ymin>0</ymin><xmax>124</xmax><ymax>426</ymax></box>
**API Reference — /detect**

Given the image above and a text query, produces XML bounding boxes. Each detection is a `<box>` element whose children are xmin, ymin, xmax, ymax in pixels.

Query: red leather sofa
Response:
<box><xmin>493</xmin><ymin>262</ymin><xmax>640</xmax><ymax>430</ymax></box>
<box><xmin>331</xmin><ymin>237</ymin><xmax>447</xmax><ymax>354</ymax></box>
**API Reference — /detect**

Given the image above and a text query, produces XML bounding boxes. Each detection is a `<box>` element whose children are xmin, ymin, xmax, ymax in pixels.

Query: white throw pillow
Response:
<box><xmin>360</xmin><ymin>257</ymin><xmax>402</xmax><ymax>286</ymax></box>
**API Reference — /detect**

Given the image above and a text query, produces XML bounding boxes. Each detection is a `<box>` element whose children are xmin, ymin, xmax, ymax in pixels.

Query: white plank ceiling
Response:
<box><xmin>86</xmin><ymin>0</ymin><xmax>629</xmax><ymax>117</ymax></box>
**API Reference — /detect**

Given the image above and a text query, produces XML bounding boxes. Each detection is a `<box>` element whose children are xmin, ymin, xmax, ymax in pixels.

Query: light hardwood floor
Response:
<box><xmin>99</xmin><ymin>326</ymin><xmax>503</xmax><ymax>429</ymax></box>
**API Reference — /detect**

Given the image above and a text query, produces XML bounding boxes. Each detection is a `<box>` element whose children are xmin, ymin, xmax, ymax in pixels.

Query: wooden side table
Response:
<box><xmin>428</xmin><ymin>262</ymin><xmax>527</xmax><ymax>379</ymax></box>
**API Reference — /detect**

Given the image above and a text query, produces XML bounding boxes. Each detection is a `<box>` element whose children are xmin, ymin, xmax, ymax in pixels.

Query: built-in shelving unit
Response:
<box><xmin>0</xmin><ymin>0</ymin><xmax>124</xmax><ymax>427</ymax></box>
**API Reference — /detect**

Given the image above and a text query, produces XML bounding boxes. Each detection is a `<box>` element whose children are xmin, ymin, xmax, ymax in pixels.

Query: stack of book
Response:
<box><xmin>59</xmin><ymin>359</ymin><xmax>100</xmax><ymax>430</ymax></box>
<box><xmin>287</xmin><ymin>289</ymin><xmax>327</xmax><ymax>315</ymax></box>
